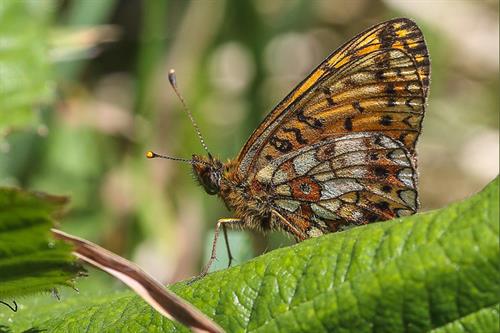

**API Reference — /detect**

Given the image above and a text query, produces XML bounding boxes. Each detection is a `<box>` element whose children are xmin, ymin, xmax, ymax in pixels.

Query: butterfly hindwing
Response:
<box><xmin>237</xmin><ymin>18</ymin><xmax>429</xmax><ymax>176</ymax></box>
<box><xmin>252</xmin><ymin>133</ymin><xmax>418</xmax><ymax>238</ymax></box>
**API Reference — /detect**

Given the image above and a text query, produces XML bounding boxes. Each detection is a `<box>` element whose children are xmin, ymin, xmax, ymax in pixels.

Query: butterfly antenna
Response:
<box><xmin>168</xmin><ymin>69</ymin><xmax>211</xmax><ymax>157</ymax></box>
<box><xmin>145</xmin><ymin>151</ymin><xmax>193</xmax><ymax>164</ymax></box>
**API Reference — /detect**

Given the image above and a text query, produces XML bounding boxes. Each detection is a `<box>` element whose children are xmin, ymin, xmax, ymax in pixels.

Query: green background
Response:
<box><xmin>0</xmin><ymin>0</ymin><xmax>498</xmax><ymax>330</ymax></box>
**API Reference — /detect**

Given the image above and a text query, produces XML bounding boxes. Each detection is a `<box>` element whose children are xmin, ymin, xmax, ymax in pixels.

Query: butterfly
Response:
<box><xmin>147</xmin><ymin>17</ymin><xmax>430</xmax><ymax>277</ymax></box>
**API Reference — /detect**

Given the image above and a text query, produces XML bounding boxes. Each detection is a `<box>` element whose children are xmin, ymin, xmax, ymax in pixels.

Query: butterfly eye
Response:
<box><xmin>193</xmin><ymin>165</ymin><xmax>220</xmax><ymax>195</ymax></box>
<box><xmin>203</xmin><ymin>173</ymin><xmax>220</xmax><ymax>195</ymax></box>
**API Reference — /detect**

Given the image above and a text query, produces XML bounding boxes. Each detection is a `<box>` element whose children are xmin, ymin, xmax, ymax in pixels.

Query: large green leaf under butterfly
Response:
<box><xmin>7</xmin><ymin>177</ymin><xmax>499</xmax><ymax>332</ymax></box>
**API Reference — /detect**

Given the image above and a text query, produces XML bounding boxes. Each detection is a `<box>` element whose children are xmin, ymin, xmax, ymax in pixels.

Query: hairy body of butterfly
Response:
<box><xmin>156</xmin><ymin>17</ymin><xmax>430</xmax><ymax>277</ymax></box>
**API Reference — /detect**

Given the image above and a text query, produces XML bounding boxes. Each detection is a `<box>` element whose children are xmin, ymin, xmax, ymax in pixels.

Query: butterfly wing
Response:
<box><xmin>253</xmin><ymin>133</ymin><xmax>418</xmax><ymax>238</ymax></box>
<box><xmin>237</xmin><ymin>18</ymin><xmax>429</xmax><ymax>175</ymax></box>
<box><xmin>234</xmin><ymin>18</ymin><xmax>429</xmax><ymax>237</ymax></box>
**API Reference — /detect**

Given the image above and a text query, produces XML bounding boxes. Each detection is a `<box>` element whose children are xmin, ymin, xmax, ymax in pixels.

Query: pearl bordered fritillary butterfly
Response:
<box><xmin>147</xmin><ymin>18</ymin><xmax>430</xmax><ymax>278</ymax></box>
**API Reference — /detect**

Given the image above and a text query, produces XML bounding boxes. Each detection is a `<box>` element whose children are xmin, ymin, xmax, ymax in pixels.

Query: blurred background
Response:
<box><xmin>0</xmin><ymin>0</ymin><xmax>498</xmax><ymax>295</ymax></box>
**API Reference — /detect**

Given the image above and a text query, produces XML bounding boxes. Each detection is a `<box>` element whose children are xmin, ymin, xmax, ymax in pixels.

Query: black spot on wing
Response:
<box><xmin>422</xmin><ymin>76</ymin><xmax>430</xmax><ymax>88</ymax></box>
<box><xmin>375</xmin><ymin>69</ymin><xmax>385</xmax><ymax>81</ymax></box>
<box><xmin>374</xmin><ymin>134</ymin><xmax>384</xmax><ymax>147</ymax></box>
<box><xmin>380</xmin><ymin>24</ymin><xmax>397</xmax><ymax>49</ymax></box>
<box><xmin>283</xmin><ymin>127</ymin><xmax>308</xmax><ymax>144</ymax></box>
<box><xmin>379</xmin><ymin>115</ymin><xmax>393</xmax><ymax>126</ymax></box>
<box><xmin>374</xmin><ymin>166</ymin><xmax>389</xmax><ymax>178</ymax></box>
<box><xmin>270</xmin><ymin>136</ymin><xmax>293</xmax><ymax>153</ymax></box>
<box><xmin>374</xmin><ymin>201</ymin><xmax>390</xmax><ymax>211</ymax></box>
<box><xmin>344</xmin><ymin>117</ymin><xmax>353</xmax><ymax>131</ymax></box>
<box><xmin>405</xmin><ymin>98</ymin><xmax>415</xmax><ymax>110</ymax></box>
<box><xmin>398</xmin><ymin>133</ymin><xmax>408</xmax><ymax>144</ymax></box>
<box><xmin>386</xmin><ymin>83</ymin><xmax>396</xmax><ymax>95</ymax></box>
<box><xmin>352</xmin><ymin>101</ymin><xmax>365</xmax><ymax>113</ymax></box>
<box><xmin>297</xmin><ymin>109</ymin><xmax>323</xmax><ymax>129</ymax></box>
<box><xmin>321</xmin><ymin>87</ymin><xmax>336</xmax><ymax>106</ymax></box>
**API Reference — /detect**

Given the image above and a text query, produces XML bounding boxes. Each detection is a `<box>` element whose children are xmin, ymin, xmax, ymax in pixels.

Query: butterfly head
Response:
<box><xmin>191</xmin><ymin>154</ymin><xmax>222</xmax><ymax>195</ymax></box>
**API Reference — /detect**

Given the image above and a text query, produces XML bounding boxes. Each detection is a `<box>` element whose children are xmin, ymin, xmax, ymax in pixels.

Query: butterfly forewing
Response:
<box><xmin>237</xmin><ymin>18</ymin><xmax>429</xmax><ymax>175</ymax></box>
<box><xmin>251</xmin><ymin>48</ymin><xmax>425</xmax><ymax>174</ymax></box>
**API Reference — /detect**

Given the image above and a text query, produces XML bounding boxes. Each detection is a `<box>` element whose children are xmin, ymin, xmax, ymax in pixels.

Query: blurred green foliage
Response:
<box><xmin>0</xmin><ymin>0</ymin><xmax>54</xmax><ymax>134</ymax></box>
<box><xmin>0</xmin><ymin>0</ymin><xmax>498</xmax><ymax>316</ymax></box>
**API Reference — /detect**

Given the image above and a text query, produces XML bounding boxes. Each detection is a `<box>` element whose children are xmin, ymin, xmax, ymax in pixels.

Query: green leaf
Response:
<box><xmin>8</xmin><ymin>177</ymin><xmax>499</xmax><ymax>332</ymax></box>
<box><xmin>0</xmin><ymin>0</ymin><xmax>54</xmax><ymax>135</ymax></box>
<box><xmin>0</xmin><ymin>187</ymin><xmax>83</xmax><ymax>300</ymax></box>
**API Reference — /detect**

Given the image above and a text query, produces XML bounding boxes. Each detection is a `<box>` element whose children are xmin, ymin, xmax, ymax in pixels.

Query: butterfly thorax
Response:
<box><xmin>192</xmin><ymin>155</ymin><xmax>272</xmax><ymax>230</ymax></box>
<box><xmin>222</xmin><ymin>159</ymin><xmax>274</xmax><ymax>230</ymax></box>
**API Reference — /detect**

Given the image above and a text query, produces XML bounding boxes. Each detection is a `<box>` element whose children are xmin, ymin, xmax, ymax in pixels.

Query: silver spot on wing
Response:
<box><xmin>273</xmin><ymin>169</ymin><xmax>289</xmax><ymax>184</ymax></box>
<box><xmin>335</xmin><ymin>166</ymin><xmax>369</xmax><ymax>179</ymax></box>
<box><xmin>292</xmin><ymin>150</ymin><xmax>320</xmax><ymax>176</ymax></box>
<box><xmin>387</xmin><ymin>149</ymin><xmax>411</xmax><ymax>167</ymax></box>
<box><xmin>398</xmin><ymin>189</ymin><xmax>417</xmax><ymax>210</ymax></box>
<box><xmin>274</xmin><ymin>199</ymin><xmax>300</xmax><ymax>212</ymax></box>
<box><xmin>311</xmin><ymin>202</ymin><xmax>340</xmax><ymax>220</ymax></box>
<box><xmin>397</xmin><ymin>167</ymin><xmax>415</xmax><ymax>188</ymax></box>
<box><xmin>376</xmin><ymin>135</ymin><xmax>400</xmax><ymax>149</ymax></box>
<box><xmin>396</xmin><ymin>209</ymin><xmax>414</xmax><ymax>217</ymax></box>
<box><xmin>320</xmin><ymin>178</ymin><xmax>363</xmax><ymax>199</ymax></box>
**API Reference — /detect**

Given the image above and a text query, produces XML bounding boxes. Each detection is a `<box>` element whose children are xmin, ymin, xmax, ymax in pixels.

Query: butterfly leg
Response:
<box><xmin>195</xmin><ymin>218</ymin><xmax>242</xmax><ymax>281</ymax></box>
<box><xmin>222</xmin><ymin>223</ymin><xmax>234</xmax><ymax>268</ymax></box>
<box><xmin>271</xmin><ymin>210</ymin><xmax>307</xmax><ymax>241</ymax></box>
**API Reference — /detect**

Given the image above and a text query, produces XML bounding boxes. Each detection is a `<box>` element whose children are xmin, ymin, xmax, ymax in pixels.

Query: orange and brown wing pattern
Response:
<box><xmin>237</xmin><ymin>18</ymin><xmax>429</xmax><ymax>175</ymax></box>
<box><xmin>252</xmin><ymin>133</ymin><xmax>418</xmax><ymax>239</ymax></box>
